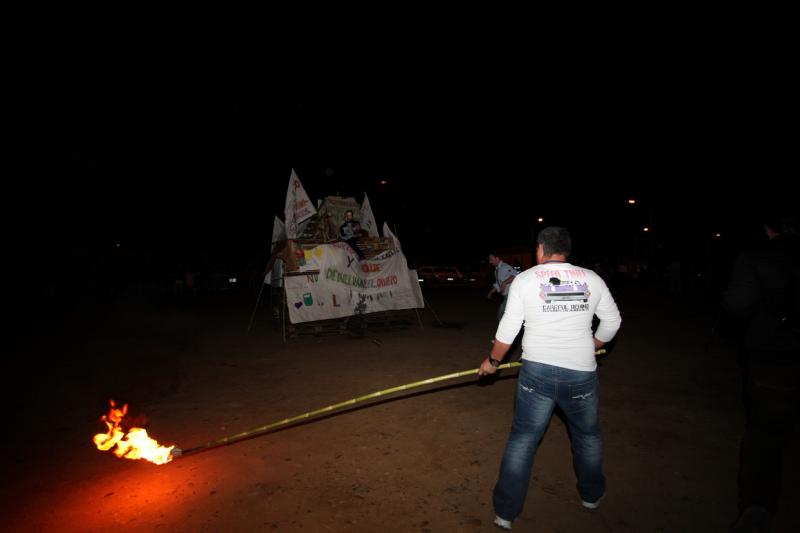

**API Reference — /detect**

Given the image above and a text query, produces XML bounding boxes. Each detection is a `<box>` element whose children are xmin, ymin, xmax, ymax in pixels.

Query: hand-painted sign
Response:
<box><xmin>284</xmin><ymin>245</ymin><xmax>423</xmax><ymax>323</ymax></box>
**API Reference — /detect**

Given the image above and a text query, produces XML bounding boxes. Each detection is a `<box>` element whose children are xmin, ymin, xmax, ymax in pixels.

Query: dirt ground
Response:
<box><xmin>2</xmin><ymin>283</ymin><xmax>799</xmax><ymax>532</ymax></box>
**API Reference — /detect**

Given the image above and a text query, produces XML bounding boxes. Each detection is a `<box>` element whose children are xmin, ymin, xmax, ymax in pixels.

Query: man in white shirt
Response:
<box><xmin>487</xmin><ymin>252</ymin><xmax>518</xmax><ymax>320</ymax></box>
<box><xmin>478</xmin><ymin>227</ymin><xmax>622</xmax><ymax>531</ymax></box>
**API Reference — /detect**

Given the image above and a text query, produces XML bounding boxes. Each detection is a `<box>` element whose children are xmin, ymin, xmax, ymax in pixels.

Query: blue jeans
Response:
<box><xmin>493</xmin><ymin>361</ymin><xmax>605</xmax><ymax>521</ymax></box>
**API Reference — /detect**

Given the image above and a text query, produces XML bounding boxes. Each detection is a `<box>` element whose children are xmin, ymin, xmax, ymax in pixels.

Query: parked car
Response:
<box><xmin>417</xmin><ymin>266</ymin><xmax>468</xmax><ymax>285</ymax></box>
<box><xmin>461</xmin><ymin>264</ymin><xmax>492</xmax><ymax>284</ymax></box>
<box><xmin>205</xmin><ymin>265</ymin><xmax>243</xmax><ymax>291</ymax></box>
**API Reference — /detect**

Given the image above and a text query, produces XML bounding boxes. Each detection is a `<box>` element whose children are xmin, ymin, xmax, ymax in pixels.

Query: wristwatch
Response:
<box><xmin>488</xmin><ymin>355</ymin><xmax>501</xmax><ymax>368</ymax></box>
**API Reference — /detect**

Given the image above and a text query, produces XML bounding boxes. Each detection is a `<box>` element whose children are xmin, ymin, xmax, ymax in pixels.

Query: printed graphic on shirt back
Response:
<box><xmin>539</xmin><ymin>276</ymin><xmax>590</xmax><ymax>312</ymax></box>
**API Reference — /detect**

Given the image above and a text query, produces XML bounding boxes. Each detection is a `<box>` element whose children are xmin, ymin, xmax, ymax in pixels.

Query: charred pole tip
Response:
<box><xmin>172</xmin><ymin>350</ymin><xmax>607</xmax><ymax>459</ymax></box>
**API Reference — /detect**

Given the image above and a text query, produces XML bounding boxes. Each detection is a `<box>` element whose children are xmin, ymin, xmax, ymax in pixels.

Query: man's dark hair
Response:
<box><xmin>537</xmin><ymin>226</ymin><xmax>572</xmax><ymax>256</ymax></box>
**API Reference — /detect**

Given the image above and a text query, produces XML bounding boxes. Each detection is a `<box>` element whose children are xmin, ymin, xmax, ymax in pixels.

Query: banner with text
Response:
<box><xmin>284</xmin><ymin>243</ymin><xmax>423</xmax><ymax>323</ymax></box>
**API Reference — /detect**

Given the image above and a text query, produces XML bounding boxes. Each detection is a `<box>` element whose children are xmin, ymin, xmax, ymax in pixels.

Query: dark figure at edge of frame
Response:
<box><xmin>723</xmin><ymin>214</ymin><xmax>800</xmax><ymax>533</ymax></box>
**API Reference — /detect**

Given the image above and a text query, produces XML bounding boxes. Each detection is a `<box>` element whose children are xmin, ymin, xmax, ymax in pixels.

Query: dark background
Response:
<box><xmin>12</xmin><ymin>59</ymin><xmax>795</xmax><ymax>325</ymax></box>
<box><xmin>3</xmin><ymin>24</ymin><xmax>797</xmax><ymax>531</ymax></box>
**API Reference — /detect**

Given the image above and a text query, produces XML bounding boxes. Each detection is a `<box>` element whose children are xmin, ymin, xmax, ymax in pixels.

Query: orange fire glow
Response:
<box><xmin>93</xmin><ymin>400</ymin><xmax>175</xmax><ymax>465</ymax></box>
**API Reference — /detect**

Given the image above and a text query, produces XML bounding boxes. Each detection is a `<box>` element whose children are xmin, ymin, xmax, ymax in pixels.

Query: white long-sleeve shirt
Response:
<box><xmin>495</xmin><ymin>262</ymin><xmax>621</xmax><ymax>371</ymax></box>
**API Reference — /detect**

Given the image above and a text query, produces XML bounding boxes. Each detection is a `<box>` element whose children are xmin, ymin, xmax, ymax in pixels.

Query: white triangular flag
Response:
<box><xmin>270</xmin><ymin>215</ymin><xmax>286</xmax><ymax>252</ymax></box>
<box><xmin>265</xmin><ymin>257</ymin><xmax>284</xmax><ymax>286</ymax></box>
<box><xmin>361</xmin><ymin>193</ymin><xmax>379</xmax><ymax>237</ymax></box>
<box><xmin>284</xmin><ymin>169</ymin><xmax>317</xmax><ymax>239</ymax></box>
<box><xmin>265</xmin><ymin>215</ymin><xmax>287</xmax><ymax>285</ymax></box>
<box><xmin>382</xmin><ymin>222</ymin><xmax>401</xmax><ymax>250</ymax></box>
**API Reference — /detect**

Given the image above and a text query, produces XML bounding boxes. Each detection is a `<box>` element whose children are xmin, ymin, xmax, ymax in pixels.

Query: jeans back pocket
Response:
<box><xmin>567</xmin><ymin>377</ymin><xmax>598</xmax><ymax>412</ymax></box>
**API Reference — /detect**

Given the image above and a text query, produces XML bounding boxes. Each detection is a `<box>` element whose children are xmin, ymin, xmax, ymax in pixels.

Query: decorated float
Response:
<box><xmin>257</xmin><ymin>170</ymin><xmax>424</xmax><ymax>338</ymax></box>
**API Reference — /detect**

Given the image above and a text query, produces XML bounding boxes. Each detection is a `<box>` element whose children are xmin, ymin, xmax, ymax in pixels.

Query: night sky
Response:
<box><xmin>19</xmin><ymin>82</ymin><xmax>793</xmax><ymax>306</ymax></box>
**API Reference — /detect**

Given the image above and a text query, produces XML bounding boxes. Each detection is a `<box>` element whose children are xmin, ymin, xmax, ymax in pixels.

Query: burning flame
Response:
<box><xmin>93</xmin><ymin>400</ymin><xmax>175</xmax><ymax>465</ymax></box>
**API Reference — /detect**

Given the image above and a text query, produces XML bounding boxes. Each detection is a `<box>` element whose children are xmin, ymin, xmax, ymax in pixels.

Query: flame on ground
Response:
<box><xmin>93</xmin><ymin>400</ymin><xmax>175</xmax><ymax>465</ymax></box>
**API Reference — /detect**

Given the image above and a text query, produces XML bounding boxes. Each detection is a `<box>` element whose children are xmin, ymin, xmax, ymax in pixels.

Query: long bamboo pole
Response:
<box><xmin>171</xmin><ymin>362</ymin><xmax>518</xmax><ymax>457</ymax></box>
<box><xmin>172</xmin><ymin>349</ymin><xmax>607</xmax><ymax>458</ymax></box>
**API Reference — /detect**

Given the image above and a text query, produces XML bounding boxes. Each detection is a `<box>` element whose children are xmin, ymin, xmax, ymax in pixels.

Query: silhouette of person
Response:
<box><xmin>723</xmin><ymin>215</ymin><xmax>800</xmax><ymax>532</ymax></box>
<box><xmin>666</xmin><ymin>256</ymin><xmax>684</xmax><ymax>295</ymax></box>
